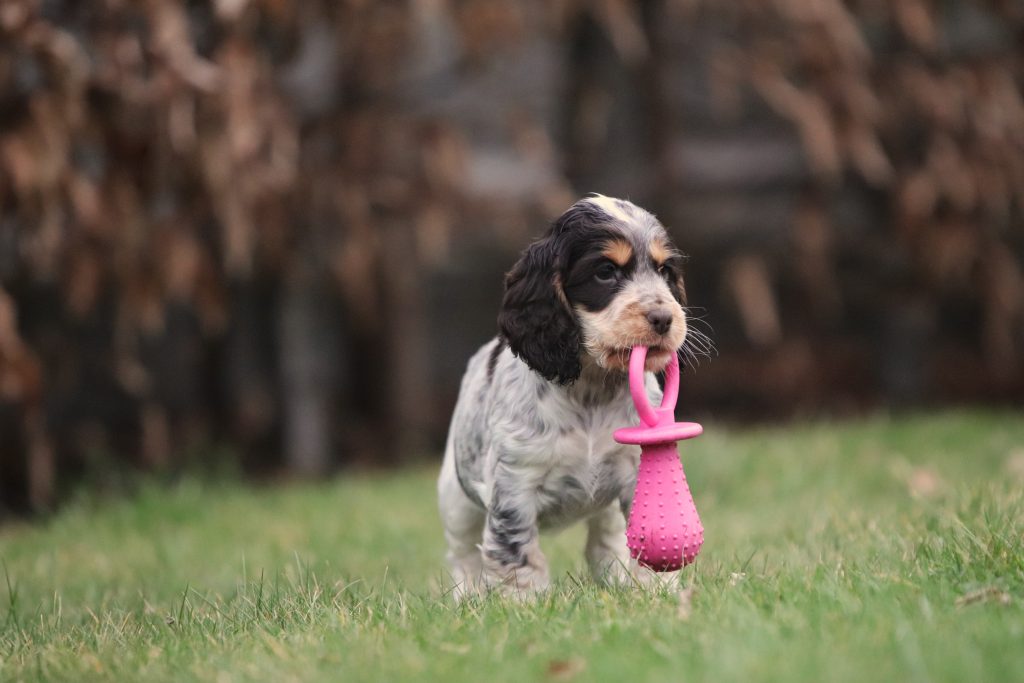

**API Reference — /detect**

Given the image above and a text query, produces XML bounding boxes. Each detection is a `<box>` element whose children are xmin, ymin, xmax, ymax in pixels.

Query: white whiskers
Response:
<box><xmin>679</xmin><ymin>308</ymin><xmax>716</xmax><ymax>369</ymax></box>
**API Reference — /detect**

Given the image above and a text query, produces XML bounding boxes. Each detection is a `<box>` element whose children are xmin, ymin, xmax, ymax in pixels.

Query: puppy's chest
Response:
<box><xmin>534</xmin><ymin>409</ymin><xmax>638</xmax><ymax>526</ymax></box>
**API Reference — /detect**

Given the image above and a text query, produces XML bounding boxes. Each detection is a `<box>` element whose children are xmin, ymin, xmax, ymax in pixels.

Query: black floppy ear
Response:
<box><xmin>498</xmin><ymin>237</ymin><xmax>581</xmax><ymax>384</ymax></box>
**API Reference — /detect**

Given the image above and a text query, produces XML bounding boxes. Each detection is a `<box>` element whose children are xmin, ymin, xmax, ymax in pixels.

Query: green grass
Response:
<box><xmin>1</xmin><ymin>412</ymin><xmax>1023</xmax><ymax>682</ymax></box>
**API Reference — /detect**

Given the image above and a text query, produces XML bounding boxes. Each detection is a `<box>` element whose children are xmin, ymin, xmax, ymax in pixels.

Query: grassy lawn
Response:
<box><xmin>1</xmin><ymin>411</ymin><xmax>1023</xmax><ymax>682</ymax></box>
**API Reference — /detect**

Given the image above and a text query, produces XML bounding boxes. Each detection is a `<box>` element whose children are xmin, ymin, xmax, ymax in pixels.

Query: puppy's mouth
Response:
<box><xmin>604</xmin><ymin>344</ymin><xmax>675</xmax><ymax>371</ymax></box>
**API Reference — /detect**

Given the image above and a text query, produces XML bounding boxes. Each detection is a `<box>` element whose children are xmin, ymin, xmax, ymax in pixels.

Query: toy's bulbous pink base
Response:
<box><xmin>626</xmin><ymin>442</ymin><xmax>703</xmax><ymax>571</ymax></box>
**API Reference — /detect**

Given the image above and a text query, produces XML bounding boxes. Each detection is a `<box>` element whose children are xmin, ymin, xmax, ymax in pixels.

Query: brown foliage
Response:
<box><xmin>0</xmin><ymin>0</ymin><xmax>1021</xmax><ymax>511</ymax></box>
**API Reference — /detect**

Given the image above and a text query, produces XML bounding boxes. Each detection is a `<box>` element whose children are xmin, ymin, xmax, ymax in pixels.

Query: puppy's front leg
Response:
<box><xmin>585</xmin><ymin>501</ymin><xmax>630</xmax><ymax>585</ymax></box>
<box><xmin>587</xmin><ymin>499</ymin><xmax>662</xmax><ymax>589</ymax></box>
<box><xmin>481</xmin><ymin>484</ymin><xmax>549</xmax><ymax>597</ymax></box>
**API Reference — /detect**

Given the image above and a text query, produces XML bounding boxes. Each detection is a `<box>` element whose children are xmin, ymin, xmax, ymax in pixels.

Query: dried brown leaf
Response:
<box><xmin>547</xmin><ymin>657</ymin><xmax>586</xmax><ymax>681</ymax></box>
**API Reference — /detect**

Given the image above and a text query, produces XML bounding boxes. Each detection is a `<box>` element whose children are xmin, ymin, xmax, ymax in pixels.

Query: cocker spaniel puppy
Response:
<box><xmin>438</xmin><ymin>195</ymin><xmax>698</xmax><ymax>598</ymax></box>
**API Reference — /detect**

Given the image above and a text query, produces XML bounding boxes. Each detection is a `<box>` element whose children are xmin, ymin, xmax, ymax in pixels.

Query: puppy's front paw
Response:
<box><xmin>483</xmin><ymin>564</ymin><xmax>550</xmax><ymax>599</ymax></box>
<box><xmin>596</xmin><ymin>557</ymin><xmax>676</xmax><ymax>590</ymax></box>
<box><xmin>481</xmin><ymin>539</ymin><xmax>550</xmax><ymax>599</ymax></box>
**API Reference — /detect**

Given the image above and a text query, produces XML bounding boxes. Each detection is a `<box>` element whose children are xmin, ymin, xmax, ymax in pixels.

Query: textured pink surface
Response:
<box><xmin>624</xmin><ymin>441</ymin><xmax>703</xmax><ymax>570</ymax></box>
<box><xmin>613</xmin><ymin>346</ymin><xmax>704</xmax><ymax>571</ymax></box>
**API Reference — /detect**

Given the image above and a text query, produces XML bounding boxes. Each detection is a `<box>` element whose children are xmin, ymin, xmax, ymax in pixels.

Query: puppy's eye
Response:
<box><xmin>657</xmin><ymin>264</ymin><xmax>671</xmax><ymax>280</ymax></box>
<box><xmin>594</xmin><ymin>262</ymin><xmax>619</xmax><ymax>283</ymax></box>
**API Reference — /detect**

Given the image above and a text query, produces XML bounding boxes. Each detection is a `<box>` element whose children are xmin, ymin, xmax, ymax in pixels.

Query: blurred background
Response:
<box><xmin>1</xmin><ymin>0</ymin><xmax>1022</xmax><ymax>515</ymax></box>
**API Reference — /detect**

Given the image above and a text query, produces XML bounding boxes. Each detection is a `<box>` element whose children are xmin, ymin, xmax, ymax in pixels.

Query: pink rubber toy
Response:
<box><xmin>613</xmin><ymin>346</ymin><xmax>703</xmax><ymax>571</ymax></box>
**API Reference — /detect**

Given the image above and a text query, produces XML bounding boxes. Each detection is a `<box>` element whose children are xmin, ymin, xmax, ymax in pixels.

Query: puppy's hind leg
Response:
<box><xmin>438</xmin><ymin>455</ymin><xmax>485</xmax><ymax>600</ymax></box>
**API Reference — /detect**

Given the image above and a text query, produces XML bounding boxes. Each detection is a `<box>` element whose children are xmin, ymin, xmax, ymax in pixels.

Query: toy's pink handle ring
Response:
<box><xmin>629</xmin><ymin>346</ymin><xmax>679</xmax><ymax>427</ymax></box>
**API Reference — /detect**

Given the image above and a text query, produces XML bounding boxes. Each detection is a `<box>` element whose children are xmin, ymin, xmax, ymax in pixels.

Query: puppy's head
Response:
<box><xmin>498</xmin><ymin>195</ymin><xmax>687</xmax><ymax>384</ymax></box>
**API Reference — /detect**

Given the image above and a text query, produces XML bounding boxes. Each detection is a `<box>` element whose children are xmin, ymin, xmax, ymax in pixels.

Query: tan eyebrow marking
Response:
<box><xmin>602</xmin><ymin>239</ymin><xmax>633</xmax><ymax>267</ymax></box>
<box><xmin>650</xmin><ymin>239</ymin><xmax>672</xmax><ymax>266</ymax></box>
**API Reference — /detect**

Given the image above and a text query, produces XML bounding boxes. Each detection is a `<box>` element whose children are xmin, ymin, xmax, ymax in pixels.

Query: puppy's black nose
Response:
<box><xmin>646</xmin><ymin>310</ymin><xmax>673</xmax><ymax>335</ymax></box>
